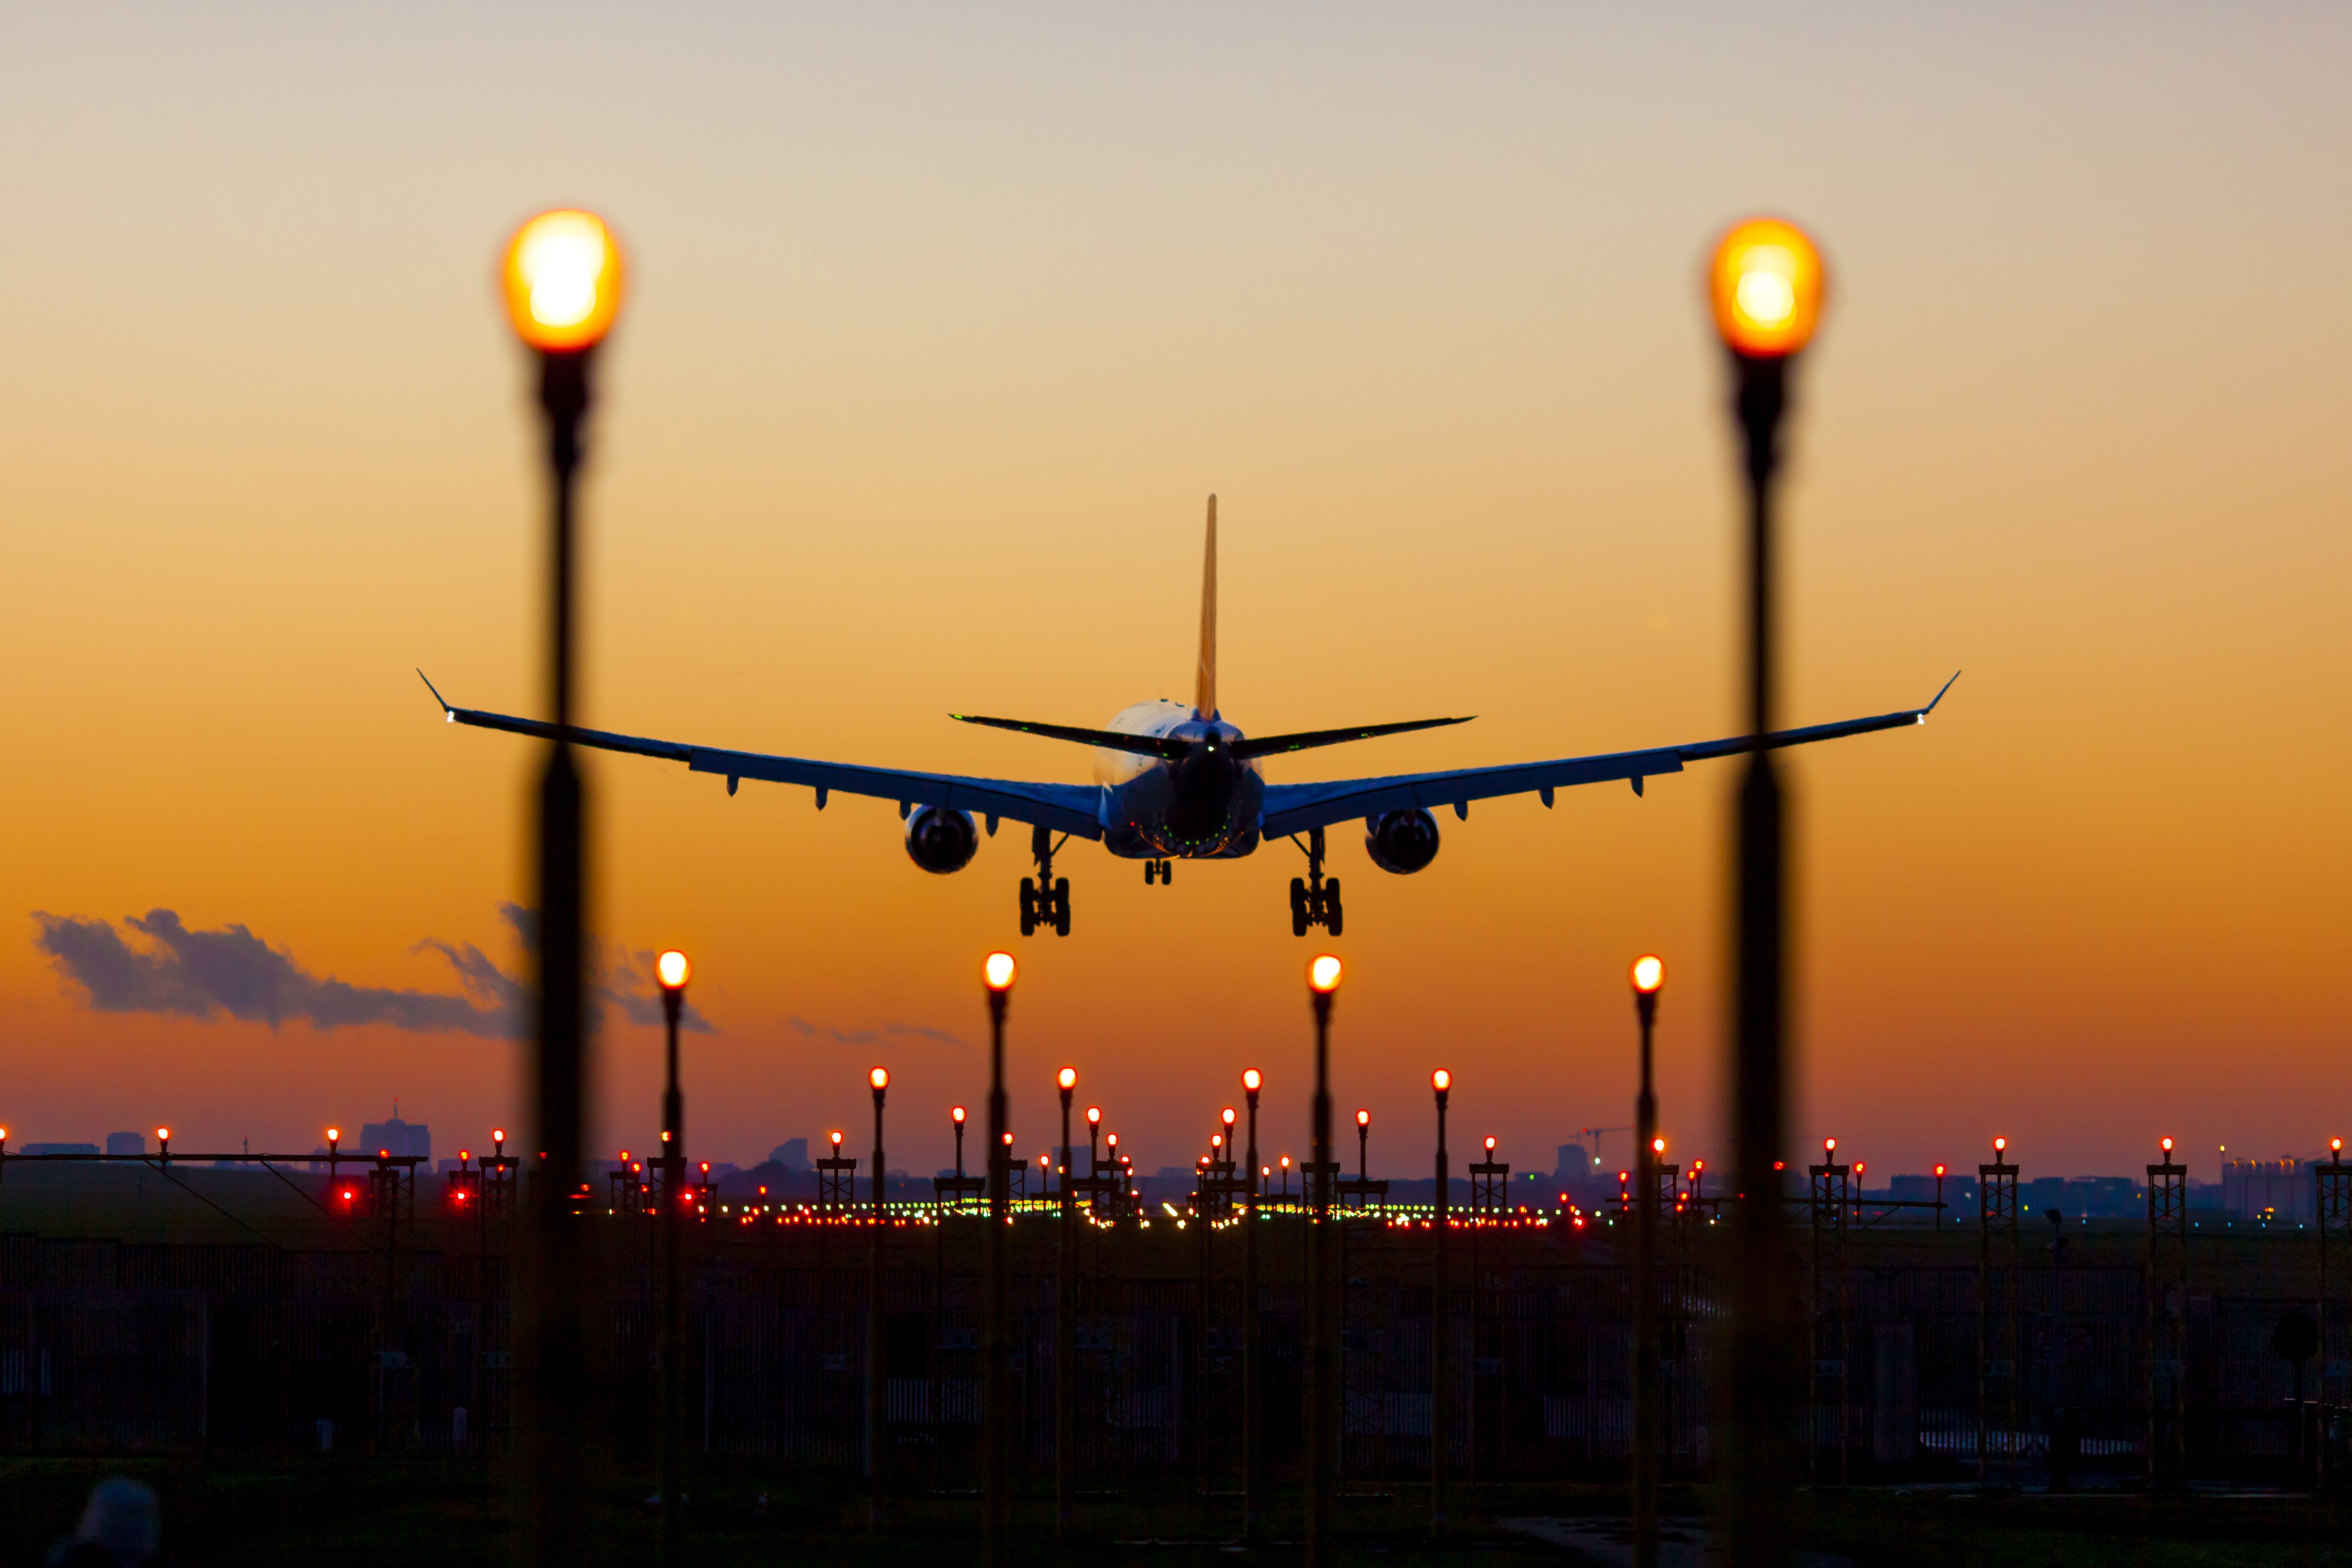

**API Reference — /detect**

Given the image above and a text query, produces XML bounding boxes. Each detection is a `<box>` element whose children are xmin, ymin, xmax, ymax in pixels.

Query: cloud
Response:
<box><xmin>786</xmin><ymin>1015</ymin><xmax>964</xmax><ymax>1048</ymax></box>
<box><xmin>32</xmin><ymin>902</ymin><xmax>710</xmax><ymax>1037</ymax></box>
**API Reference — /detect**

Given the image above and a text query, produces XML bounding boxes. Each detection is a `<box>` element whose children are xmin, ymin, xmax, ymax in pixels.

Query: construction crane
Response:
<box><xmin>1579</xmin><ymin>1126</ymin><xmax>1633</xmax><ymax>1169</ymax></box>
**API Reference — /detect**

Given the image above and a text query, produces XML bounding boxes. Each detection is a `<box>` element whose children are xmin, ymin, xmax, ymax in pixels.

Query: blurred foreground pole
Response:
<box><xmin>1304</xmin><ymin>956</ymin><xmax>1343</xmax><ymax>1568</ymax></box>
<box><xmin>1628</xmin><ymin>958</ymin><xmax>1666</xmax><ymax>1568</ymax></box>
<box><xmin>981</xmin><ymin>954</ymin><xmax>1017</xmax><ymax>1568</ymax></box>
<box><xmin>1708</xmin><ymin>218</ymin><xmax>1824</xmax><ymax>1568</ymax></box>
<box><xmin>502</xmin><ymin>208</ymin><xmax>624</xmax><ymax>1568</ymax></box>
<box><xmin>655</xmin><ymin>951</ymin><xmax>692</xmax><ymax>1568</ymax></box>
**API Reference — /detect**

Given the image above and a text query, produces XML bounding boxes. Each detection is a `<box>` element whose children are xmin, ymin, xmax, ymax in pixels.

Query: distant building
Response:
<box><xmin>359</xmin><ymin>1117</ymin><xmax>431</xmax><ymax>1162</ymax></box>
<box><xmin>769</xmin><ymin>1138</ymin><xmax>813</xmax><ymax>1171</ymax></box>
<box><xmin>2222</xmin><ymin>1158</ymin><xmax>2316</xmax><ymax>1224</ymax></box>
<box><xmin>106</xmin><ymin>1132</ymin><xmax>146</xmax><ymax>1157</ymax></box>
<box><xmin>24</xmin><ymin>1142</ymin><xmax>100</xmax><ymax>1156</ymax></box>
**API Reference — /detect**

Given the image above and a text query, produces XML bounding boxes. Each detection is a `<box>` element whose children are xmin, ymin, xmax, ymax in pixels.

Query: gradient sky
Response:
<box><xmin>3</xmin><ymin>2</ymin><xmax>2347</xmax><ymax>1186</ymax></box>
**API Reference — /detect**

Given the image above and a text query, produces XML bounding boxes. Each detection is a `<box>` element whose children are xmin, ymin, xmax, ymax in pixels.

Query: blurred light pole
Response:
<box><xmin>1056</xmin><ymin>1065</ymin><xmax>1078</xmax><ymax>1538</ymax></box>
<box><xmin>1708</xmin><ymin>216</ymin><xmax>1824</xmax><ymax>1568</ymax></box>
<box><xmin>867</xmin><ymin>1065</ymin><xmax>890</xmax><ymax>1532</ymax></box>
<box><xmin>1356</xmin><ymin>1110</ymin><xmax>1372</xmax><ymax>1184</ymax></box>
<box><xmin>1430</xmin><ymin>1068</ymin><xmax>1453</xmax><ymax>1541</ymax></box>
<box><xmin>1629</xmin><ymin>954</ymin><xmax>1666</xmax><ymax>1568</ymax></box>
<box><xmin>981</xmin><ymin>952</ymin><xmax>1017</xmax><ymax>1568</ymax></box>
<box><xmin>1304</xmin><ymin>954</ymin><xmax>1343</xmax><ymax>1568</ymax></box>
<box><xmin>654</xmin><ymin>949</ymin><xmax>691</xmax><ymax>1568</ymax></box>
<box><xmin>1241</xmin><ymin>1067</ymin><xmax>1264</xmax><ymax>1542</ymax></box>
<box><xmin>501</xmin><ymin>207</ymin><xmax>624</xmax><ymax>1568</ymax></box>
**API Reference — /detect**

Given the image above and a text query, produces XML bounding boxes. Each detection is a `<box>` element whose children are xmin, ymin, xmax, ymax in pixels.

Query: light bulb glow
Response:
<box><xmin>1356</xmin><ymin>1110</ymin><xmax>1370</xmax><ymax>1127</ymax></box>
<box><xmin>952</xmin><ymin>1106</ymin><xmax>966</xmax><ymax>1124</ymax></box>
<box><xmin>1086</xmin><ymin>1106</ymin><xmax>1100</xmax><ymax>1125</ymax></box>
<box><xmin>1432</xmin><ymin>1069</ymin><xmax>1450</xmax><ymax>1092</ymax></box>
<box><xmin>1708</xmin><ymin>217</ymin><xmax>1825</xmax><ymax>358</ymax></box>
<box><xmin>1630</xmin><ymin>954</ymin><xmax>1666</xmax><ymax>995</ymax></box>
<box><xmin>327</xmin><ymin>1128</ymin><xmax>340</xmax><ymax>1143</ymax></box>
<box><xmin>656</xmin><ymin>949</ymin><xmax>690</xmax><ymax>991</ymax></box>
<box><xmin>1059</xmin><ymin>1067</ymin><xmax>1078</xmax><ymax>1091</ymax></box>
<box><xmin>1242</xmin><ymin>1069</ymin><xmax>1261</xmax><ymax>1092</ymax></box>
<box><xmin>1652</xmin><ymin>1137</ymin><xmax>1666</xmax><ymax>1154</ymax></box>
<box><xmin>983</xmin><ymin>951</ymin><xmax>1017</xmax><ymax>991</ymax></box>
<box><xmin>870</xmin><ymin>1067</ymin><xmax>889</xmax><ymax>1091</ymax></box>
<box><xmin>1222</xmin><ymin>1108</ymin><xmax>1236</xmax><ymax>1127</ymax></box>
<box><xmin>1994</xmin><ymin>1136</ymin><xmax>2007</xmax><ymax>1152</ymax></box>
<box><xmin>157</xmin><ymin>1127</ymin><xmax>170</xmax><ymax>1142</ymax></box>
<box><xmin>2162</xmin><ymin>1136</ymin><xmax>2174</xmax><ymax>1153</ymax></box>
<box><xmin>502</xmin><ymin>210</ymin><xmax>624</xmax><ymax>352</ymax></box>
<box><xmin>1307</xmin><ymin>954</ymin><xmax>1343</xmax><ymax>993</ymax></box>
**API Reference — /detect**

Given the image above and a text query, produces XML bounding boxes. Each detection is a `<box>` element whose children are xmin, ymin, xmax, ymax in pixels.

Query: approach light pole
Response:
<box><xmin>1056</xmin><ymin>1065</ymin><xmax>1079</xmax><ymax>1538</ymax></box>
<box><xmin>654</xmin><ymin>949</ymin><xmax>691</xmax><ymax>1568</ymax></box>
<box><xmin>502</xmin><ymin>208</ymin><xmax>625</xmax><ymax>1568</ymax></box>
<box><xmin>1241</xmin><ymin>1066</ymin><xmax>1265</xmax><ymax>1541</ymax></box>
<box><xmin>866</xmin><ymin>1065</ymin><xmax>890</xmax><ymax>1531</ymax></box>
<box><xmin>1629</xmin><ymin>954</ymin><xmax>1666</xmax><ymax>1568</ymax></box>
<box><xmin>1430</xmin><ymin>1067</ymin><xmax>1453</xmax><ymax>1541</ymax></box>
<box><xmin>1304</xmin><ymin>954</ymin><xmax>1343</xmax><ymax>1568</ymax></box>
<box><xmin>981</xmin><ymin>952</ymin><xmax>1016</xmax><ymax>1568</ymax></box>
<box><xmin>1709</xmin><ymin>217</ymin><xmax>1824</xmax><ymax>1568</ymax></box>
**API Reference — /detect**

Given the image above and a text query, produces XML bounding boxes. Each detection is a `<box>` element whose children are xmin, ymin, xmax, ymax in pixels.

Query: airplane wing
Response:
<box><xmin>418</xmin><ymin>675</ymin><xmax>1102</xmax><ymax>840</ymax></box>
<box><xmin>1258</xmin><ymin>675</ymin><xmax>1958</xmax><ymax>838</ymax></box>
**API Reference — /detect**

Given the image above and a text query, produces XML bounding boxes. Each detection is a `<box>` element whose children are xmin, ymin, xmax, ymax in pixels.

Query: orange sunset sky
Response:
<box><xmin>3</xmin><ymin>3</ymin><xmax>2347</xmax><ymax>1185</ymax></box>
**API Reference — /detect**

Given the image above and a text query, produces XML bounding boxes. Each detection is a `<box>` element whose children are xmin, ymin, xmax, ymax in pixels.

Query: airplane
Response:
<box><xmin>421</xmin><ymin>496</ymin><xmax>1956</xmax><ymax>938</ymax></box>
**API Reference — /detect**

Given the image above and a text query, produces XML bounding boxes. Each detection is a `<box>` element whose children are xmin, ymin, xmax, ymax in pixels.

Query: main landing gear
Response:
<box><xmin>1020</xmin><ymin>824</ymin><xmax>1072</xmax><ymax>937</ymax></box>
<box><xmin>1288</xmin><ymin>826</ymin><xmax>1342</xmax><ymax>937</ymax></box>
<box><xmin>1142</xmin><ymin>858</ymin><xmax>1174</xmax><ymax>885</ymax></box>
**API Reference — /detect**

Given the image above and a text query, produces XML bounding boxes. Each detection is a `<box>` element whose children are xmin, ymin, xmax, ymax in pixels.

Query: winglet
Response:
<box><xmin>1194</xmin><ymin>494</ymin><xmax>1217</xmax><ymax>720</ymax></box>
<box><xmin>1923</xmin><ymin>670</ymin><xmax>1962</xmax><ymax>717</ymax></box>
<box><xmin>416</xmin><ymin>669</ymin><xmax>454</xmax><ymax>717</ymax></box>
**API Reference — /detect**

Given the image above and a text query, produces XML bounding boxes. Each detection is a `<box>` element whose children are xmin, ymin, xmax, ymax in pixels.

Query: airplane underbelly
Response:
<box><xmin>1103</xmin><ymin>770</ymin><xmax>1263</xmax><ymax>859</ymax></box>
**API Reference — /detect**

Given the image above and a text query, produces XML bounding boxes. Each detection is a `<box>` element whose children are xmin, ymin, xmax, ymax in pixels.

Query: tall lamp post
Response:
<box><xmin>867</xmin><ymin>1065</ymin><xmax>890</xmax><ymax>1532</ymax></box>
<box><xmin>654</xmin><ymin>949</ymin><xmax>691</xmax><ymax>1567</ymax></box>
<box><xmin>1241</xmin><ymin>1067</ymin><xmax>1264</xmax><ymax>1542</ymax></box>
<box><xmin>981</xmin><ymin>952</ymin><xmax>1017</xmax><ymax>1568</ymax></box>
<box><xmin>1629</xmin><ymin>955</ymin><xmax>1666</xmax><ymax>1568</ymax></box>
<box><xmin>1430</xmin><ymin>1068</ymin><xmax>1452</xmax><ymax>1541</ymax></box>
<box><xmin>1304</xmin><ymin>954</ymin><xmax>1343</xmax><ymax>1568</ymax></box>
<box><xmin>1056</xmin><ymin>1065</ymin><xmax>1078</xmax><ymax>1539</ymax></box>
<box><xmin>501</xmin><ymin>208</ymin><xmax>625</xmax><ymax>1568</ymax></box>
<box><xmin>1708</xmin><ymin>217</ymin><xmax>1825</xmax><ymax>1568</ymax></box>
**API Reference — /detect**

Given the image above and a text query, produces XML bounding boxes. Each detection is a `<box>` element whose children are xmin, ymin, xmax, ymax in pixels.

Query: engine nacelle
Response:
<box><xmin>1364</xmin><ymin>808</ymin><xmax>1440</xmax><ymax>875</ymax></box>
<box><xmin>904</xmin><ymin>806</ymin><xmax>980</xmax><ymax>874</ymax></box>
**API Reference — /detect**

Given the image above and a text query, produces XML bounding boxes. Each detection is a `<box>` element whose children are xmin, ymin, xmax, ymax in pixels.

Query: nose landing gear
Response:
<box><xmin>1020</xmin><ymin>825</ymin><xmax>1073</xmax><ymax>936</ymax></box>
<box><xmin>1287</xmin><ymin>826</ymin><xmax>1342</xmax><ymax>937</ymax></box>
<box><xmin>1143</xmin><ymin>858</ymin><xmax>1174</xmax><ymax>885</ymax></box>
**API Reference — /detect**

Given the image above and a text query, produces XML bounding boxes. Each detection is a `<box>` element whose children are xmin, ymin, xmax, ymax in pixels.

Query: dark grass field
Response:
<box><xmin>4</xmin><ymin>1458</ymin><xmax>2348</xmax><ymax>1568</ymax></box>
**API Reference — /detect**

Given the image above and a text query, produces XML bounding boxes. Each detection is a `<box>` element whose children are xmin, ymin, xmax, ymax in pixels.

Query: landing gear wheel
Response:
<box><xmin>1143</xmin><ymin>859</ymin><xmax>1158</xmax><ymax>885</ymax></box>
<box><xmin>1159</xmin><ymin>858</ymin><xmax>1172</xmax><ymax>884</ymax></box>
<box><xmin>1324</xmin><ymin>877</ymin><xmax>1343</xmax><ymax>937</ymax></box>
<box><xmin>1019</xmin><ymin>876</ymin><xmax>1038</xmax><ymax>937</ymax></box>
<box><xmin>1052</xmin><ymin>877</ymin><xmax>1071</xmax><ymax>937</ymax></box>
<box><xmin>1290</xmin><ymin>877</ymin><xmax>1310</xmax><ymax>937</ymax></box>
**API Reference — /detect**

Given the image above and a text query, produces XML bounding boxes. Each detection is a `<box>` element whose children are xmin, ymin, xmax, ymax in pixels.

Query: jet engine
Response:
<box><xmin>1364</xmin><ymin>808</ymin><xmax>1440</xmax><ymax>874</ymax></box>
<box><xmin>903</xmin><ymin>806</ymin><xmax>980</xmax><ymax>874</ymax></box>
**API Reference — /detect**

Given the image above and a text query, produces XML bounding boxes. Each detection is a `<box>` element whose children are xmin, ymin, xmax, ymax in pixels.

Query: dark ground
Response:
<box><xmin>3</xmin><ymin>1458</ymin><xmax>2347</xmax><ymax>1568</ymax></box>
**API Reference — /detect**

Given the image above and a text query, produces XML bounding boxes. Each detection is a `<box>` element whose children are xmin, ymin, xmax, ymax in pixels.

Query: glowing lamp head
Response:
<box><xmin>502</xmin><ymin>209</ymin><xmax>624</xmax><ymax>353</ymax></box>
<box><xmin>870</xmin><ymin>1066</ymin><xmax>889</xmax><ymax>1092</ymax></box>
<box><xmin>1652</xmin><ymin>1137</ymin><xmax>1666</xmax><ymax>1155</ymax></box>
<box><xmin>493</xmin><ymin>1128</ymin><xmax>506</xmax><ymax>1144</ymax></box>
<box><xmin>1059</xmin><ymin>1067</ymin><xmax>1078</xmax><ymax>1092</ymax></box>
<box><xmin>1242</xmin><ymin>1068</ymin><xmax>1261</xmax><ymax>1093</ymax></box>
<box><xmin>1994</xmin><ymin>1136</ymin><xmax>2007</xmax><ymax>1154</ymax></box>
<box><xmin>156</xmin><ymin>1127</ymin><xmax>170</xmax><ymax>1143</ymax></box>
<box><xmin>2336</xmin><ymin>1139</ymin><xmax>2345</xmax><ymax>1156</ymax></box>
<box><xmin>1630</xmin><ymin>954</ymin><xmax>1666</xmax><ymax>995</ymax></box>
<box><xmin>1307</xmin><ymin>954</ymin><xmax>1343</xmax><ymax>994</ymax></box>
<box><xmin>1485</xmin><ymin>1136</ymin><xmax>1497</xmax><ymax>1153</ymax></box>
<box><xmin>2162</xmin><ymin>1136</ymin><xmax>2175</xmax><ymax>1154</ymax></box>
<box><xmin>1222</xmin><ymin>1108</ymin><xmax>1236</xmax><ymax>1128</ymax></box>
<box><xmin>1825</xmin><ymin>1137</ymin><xmax>1836</xmax><ymax>1154</ymax></box>
<box><xmin>656</xmin><ymin>949</ymin><xmax>690</xmax><ymax>992</ymax></box>
<box><xmin>1708</xmin><ymin>217</ymin><xmax>1825</xmax><ymax>358</ymax></box>
<box><xmin>1432</xmin><ymin>1068</ymin><xmax>1451</xmax><ymax>1093</ymax></box>
<box><xmin>830</xmin><ymin>1131</ymin><xmax>843</xmax><ymax>1149</ymax></box>
<box><xmin>1002</xmin><ymin>1131</ymin><xmax>1013</xmax><ymax>1146</ymax></box>
<box><xmin>983</xmin><ymin>951</ymin><xmax>1017</xmax><ymax>992</ymax></box>
<box><xmin>1086</xmin><ymin>1106</ymin><xmax>1100</xmax><ymax>1125</ymax></box>
<box><xmin>1211</xmin><ymin>1133</ymin><xmax>1223</xmax><ymax>1150</ymax></box>
<box><xmin>1280</xmin><ymin>1156</ymin><xmax>1291</xmax><ymax>1170</ymax></box>
<box><xmin>327</xmin><ymin>1127</ymin><xmax>340</xmax><ymax>1143</ymax></box>
<box><xmin>1106</xmin><ymin>1133</ymin><xmax>1117</xmax><ymax>1148</ymax></box>
<box><xmin>952</xmin><ymin>1106</ymin><xmax>966</xmax><ymax>1125</ymax></box>
<box><xmin>1356</xmin><ymin>1110</ymin><xmax>1370</xmax><ymax>1128</ymax></box>
<box><xmin>1934</xmin><ymin>1164</ymin><xmax>1946</xmax><ymax>1178</ymax></box>
<box><xmin>460</xmin><ymin>1150</ymin><xmax>471</xmax><ymax>1163</ymax></box>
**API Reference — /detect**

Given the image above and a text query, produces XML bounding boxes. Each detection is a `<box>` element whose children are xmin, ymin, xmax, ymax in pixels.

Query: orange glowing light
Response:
<box><xmin>502</xmin><ymin>209</ymin><xmax>624</xmax><ymax>352</ymax></box>
<box><xmin>1222</xmin><ymin>1108</ymin><xmax>1236</xmax><ymax>1128</ymax></box>
<box><xmin>870</xmin><ymin>1066</ymin><xmax>889</xmax><ymax>1091</ymax></box>
<box><xmin>1629</xmin><ymin>954</ymin><xmax>1666</xmax><ymax>995</ymax></box>
<box><xmin>1086</xmin><ymin>1107</ymin><xmax>1101</xmax><ymax>1126</ymax></box>
<box><xmin>156</xmin><ymin>1127</ymin><xmax>170</xmax><ymax>1143</ymax></box>
<box><xmin>1485</xmin><ymin>1136</ymin><xmax>1497</xmax><ymax>1152</ymax></box>
<box><xmin>983</xmin><ymin>951</ymin><xmax>1017</xmax><ymax>991</ymax></box>
<box><xmin>1708</xmin><ymin>217</ymin><xmax>1825</xmax><ymax>358</ymax></box>
<box><xmin>1934</xmin><ymin>1164</ymin><xmax>1947</xmax><ymax>1177</ymax></box>
<box><xmin>2161</xmin><ymin>1136</ymin><xmax>2175</xmax><ymax>1154</ymax></box>
<box><xmin>830</xmin><ymin>1131</ymin><xmax>843</xmax><ymax>1147</ymax></box>
<box><xmin>1432</xmin><ymin>1068</ymin><xmax>1451</xmax><ymax>1092</ymax></box>
<box><xmin>1994</xmin><ymin>1136</ymin><xmax>2008</xmax><ymax>1153</ymax></box>
<box><xmin>1242</xmin><ymin>1068</ymin><xmax>1261</xmax><ymax>1093</ymax></box>
<box><xmin>493</xmin><ymin>1128</ymin><xmax>506</xmax><ymax>1143</ymax></box>
<box><xmin>1307</xmin><ymin>954</ymin><xmax>1343</xmax><ymax>993</ymax></box>
<box><xmin>327</xmin><ymin>1127</ymin><xmax>340</xmax><ymax>1143</ymax></box>
<box><xmin>654</xmin><ymin>949</ymin><xmax>690</xmax><ymax>992</ymax></box>
<box><xmin>1356</xmin><ymin>1109</ymin><xmax>1370</xmax><ymax>1127</ymax></box>
<box><xmin>952</xmin><ymin>1106</ymin><xmax>966</xmax><ymax>1124</ymax></box>
<box><xmin>460</xmin><ymin>1150</ymin><xmax>471</xmax><ymax>1163</ymax></box>
<box><xmin>1652</xmin><ymin>1137</ymin><xmax>1666</xmax><ymax>1154</ymax></box>
<box><xmin>1059</xmin><ymin>1067</ymin><xmax>1078</xmax><ymax>1092</ymax></box>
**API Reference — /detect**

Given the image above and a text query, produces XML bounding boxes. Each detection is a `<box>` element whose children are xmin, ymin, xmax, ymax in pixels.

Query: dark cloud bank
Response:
<box><xmin>31</xmin><ymin>904</ymin><xmax>708</xmax><ymax>1038</ymax></box>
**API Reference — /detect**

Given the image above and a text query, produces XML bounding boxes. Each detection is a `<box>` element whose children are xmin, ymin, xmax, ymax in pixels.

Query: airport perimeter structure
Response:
<box><xmin>0</xmin><ymin>1150</ymin><xmax>2342</xmax><ymax>1501</ymax></box>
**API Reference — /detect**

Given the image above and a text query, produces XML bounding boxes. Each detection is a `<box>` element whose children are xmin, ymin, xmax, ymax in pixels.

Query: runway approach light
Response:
<box><xmin>656</xmin><ymin>949</ymin><xmax>691</xmax><ymax>991</ymax></box>
<box><xmin>1357</xmin><ymin>1110</ymin><xmax>1371</xmax><ymax>1128</ymax></box>
<box><xmin>953</xmin><ymin>1106</ymin><xmax>966</xmax><ymax>1124</ymax></box>
<box><xmin>1994</xmin><ymin>1136</ymin><xmax>2008</xmax><ymax>1154</ymax></box>
<box><xmin>1059</xmin><ymin>1068</ymin><xmax>1078</xmax><ymax>1092</ymax></box>
<box><xmin>984</xmin><ymin>951</ymin><xmax>1017</xmax><ymax>992</ymax></box>
<box><xmin>1709</xmin><ymin>218</ymin><xmax>1824</xmax><ymax>359</ymax></box>
<box><xmin>870</xmin><ymin>1067</ymin><xmax>889</xmax><ymax>1092</ymax></box>
<box><xmin>1308</xmin><ymin>954</ymin><xmax>1344</xmax><ymax>994</ymax></box>
<box><xmin>2162</xmin><ymin>1136</ymin><xmax>2175</xmax><ymax>1155</ymax></box>
<box><xmin>502</xmin><ymin>210</ymin><xmax>624</xmax><ymax>353</ymax></box>
<box><xmin>1630</xmin><ymin>954</ymin><xmax>1666</xmax><ymax>995</ymax></box>
<box><xmin>1432</xmin><ymin>1069</ymin><xmax>1451</xmax><ymax>1093</ymax></box>
<box><xmin>1242</xmin><ymin>1069</ymin><xmax>1261</xmax><ymax>1093</ymax></box>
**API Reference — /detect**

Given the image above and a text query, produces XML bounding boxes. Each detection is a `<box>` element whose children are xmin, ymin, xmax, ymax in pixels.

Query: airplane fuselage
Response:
<box><xmin>1094</xmin><ymin>701</ymin><xmax>1265</xmax><ymax>859</ymax></box>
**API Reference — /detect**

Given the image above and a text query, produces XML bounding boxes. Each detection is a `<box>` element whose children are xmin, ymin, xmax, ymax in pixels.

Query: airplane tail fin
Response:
<box><xmin>1195</xmin><ymin>495</ymin><xmax>1217</xmax><ymax>719</ymax></box>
